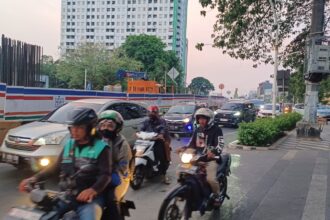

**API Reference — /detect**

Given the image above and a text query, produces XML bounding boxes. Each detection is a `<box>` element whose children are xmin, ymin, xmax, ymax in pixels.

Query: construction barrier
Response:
<box><xmin>0</xmin><ymin>84</ymin><xmax>226</xmax><ymax>121</ymax></box>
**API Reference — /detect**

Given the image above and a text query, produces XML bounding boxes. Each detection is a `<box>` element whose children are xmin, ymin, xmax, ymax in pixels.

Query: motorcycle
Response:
<box><xmin>158</xmin><ymin>148</ymin><xmax>231</xmax><ymax>220</ymax></box>
<box><xmin>5</xmin><ymin>164</ymin><xmax>135</xmax><ymax>220</ymax></box>
<box><xmin>130</xmin><ymin>131</ymin><xmax>162</xmax><ymax>190</ymax></box>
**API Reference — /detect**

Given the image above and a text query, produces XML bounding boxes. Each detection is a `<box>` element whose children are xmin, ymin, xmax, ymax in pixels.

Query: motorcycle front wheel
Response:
<box><xmin>130</xmin><ymin>165</ymin><xmax>145</xmax><ymax>190</ymax></box>
<box><xmin>158</xmin><ymin>185</ymin><xmax>190</xmax><ymax>220</ymax></box>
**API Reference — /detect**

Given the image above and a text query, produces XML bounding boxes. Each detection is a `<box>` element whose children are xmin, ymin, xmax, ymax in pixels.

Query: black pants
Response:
<box><xmin>153</xmin><ymin>140</ymin><xmax>169</xmax><ymax>175</ymax></box>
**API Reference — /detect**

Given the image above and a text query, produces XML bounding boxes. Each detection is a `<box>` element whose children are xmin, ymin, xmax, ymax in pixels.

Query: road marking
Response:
<box><xmin>302</xmin><ymin>157</ymin><xmax>327</xmax><ymax>220</ymax></box>
<box><xmin>281</xmin><ymin>150</ymin><xmax>297</xmax><ymax>160</ymax></box>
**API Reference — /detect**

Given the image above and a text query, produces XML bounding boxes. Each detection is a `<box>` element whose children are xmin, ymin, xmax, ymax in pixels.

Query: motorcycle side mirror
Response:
<box><xmin>80</xmin><ymin>164</ymin><xmax>97</xmax><ymax>173</ymax></box>
<box><xmin>72</xmin><ymin>164</ymin><xmax>97</xmax><ymax>178</ymax></box>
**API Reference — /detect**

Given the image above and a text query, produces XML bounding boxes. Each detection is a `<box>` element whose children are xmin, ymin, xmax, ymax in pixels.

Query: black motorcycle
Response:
<box><xmin>5</xmin><ymin>165</ymin><xmax>135</xmax><ymax>220</ymax></box>
<box><xmin>158</xmin><ymin>148</ymin><xmax>231</xmax><ymax>220</ymax></box>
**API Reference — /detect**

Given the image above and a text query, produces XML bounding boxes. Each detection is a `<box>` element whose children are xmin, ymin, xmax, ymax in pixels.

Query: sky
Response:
<box><xmin>0</xmin><ymin>0</ymin><xmax>274</xmax><ymax>96</ymax></box>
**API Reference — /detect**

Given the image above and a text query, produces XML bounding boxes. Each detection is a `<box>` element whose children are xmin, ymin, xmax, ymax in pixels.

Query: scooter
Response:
<box><xmin>130</xmin><ymin>131</ymin><xmax>162</xmax><ymax>190</ymax></box>
<box><xmin>158</xmin><ymin>148</ymin><xmax>231</xmax><ymax>220</ymax></box>
<box><xmin>5</xmin><ymin>164</ymin><xmax>135</xmax><ymax>220</ymax></box>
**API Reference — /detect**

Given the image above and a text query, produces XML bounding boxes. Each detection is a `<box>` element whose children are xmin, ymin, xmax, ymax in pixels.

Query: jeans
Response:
<box><xmin>153</xmin><ymin>140</ymin><xmax>169</xmax><ymax>175</ymax></box>
<box><xmin>57</xmin><ymin>195</ymin><xmax>105</xmax><ymax>220</ymax></box>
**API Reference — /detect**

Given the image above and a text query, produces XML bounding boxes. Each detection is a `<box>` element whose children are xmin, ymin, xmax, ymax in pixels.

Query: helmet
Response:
<box><xmin>147</xmin><ymin>105</ymin><xmax>159</xmax><ymax>113</ymax></box>
<box><xmin>66</xmin><ymin>107</ymin><xmax>98</xmax><ymax>127</ymax></box>
<box><xmin>98</xmin><ymin>110</ymin><xmax>124</xmax><ymax>132</ymax></box>
<box><xmin>194</xmin><ymin>108</ymin><xmax>214</xmax><ymax>127</ymax></box>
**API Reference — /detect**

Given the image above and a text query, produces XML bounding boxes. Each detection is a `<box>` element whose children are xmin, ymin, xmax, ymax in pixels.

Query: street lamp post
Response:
<box><xmin>268</xmin><ymin>0</ymin><xmax>279</xmax><ymax>118</ymax></box>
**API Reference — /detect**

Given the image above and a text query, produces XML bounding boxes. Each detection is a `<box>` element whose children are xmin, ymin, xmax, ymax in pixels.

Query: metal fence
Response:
<box><xmin>0</xmin><ymin>34</ymin><xmax>42</xmax><ymax>86</ymax></box>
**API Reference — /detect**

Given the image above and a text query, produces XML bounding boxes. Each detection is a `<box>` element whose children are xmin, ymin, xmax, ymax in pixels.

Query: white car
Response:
<box><xmin>258</xmin><ymin>104</ymin><xmax>281</xmax><ymax>117</ymax></box>
<box><xmin>0</xmin><ymin>99</ymin><xmax>148</xmax><ymax>171</ymax></box>
<box><xmin>293</xmin><ymin>103</ymin><xmax>304</xmax><ymax>115</ymax></box>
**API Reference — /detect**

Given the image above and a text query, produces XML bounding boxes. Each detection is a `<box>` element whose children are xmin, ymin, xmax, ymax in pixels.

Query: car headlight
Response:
<box><xmin>183</xmin><ymin>118</ymin><xmax>190</xmax><ymax>123</ymax></box>
<box><xmin>234</xmin><ymin>111</ymin><xmax>241</xmax><ymax>116</ymax></box>
<box><xmin>33</xmin><ymin>132</ymin><xmax>67</xmax><ymax>146</ymax></box>
<box><xmin>260</xmin><ymin>105</ymin><xmax>264</xmax><ymax>109</ymax></box>
<box><xmin>39</xmin><ymin>158</ymin><xmax>50</xmax><ymax>167</ymax></box>
<box><xmin>181</xmin><ymin>153</ymin><xmax>193</xmax><ymax>164</ymax></box>
<box><xmin>214</xmin><ymin>111</ymin><xmax>217</xmax><ymax>115</ymax></box>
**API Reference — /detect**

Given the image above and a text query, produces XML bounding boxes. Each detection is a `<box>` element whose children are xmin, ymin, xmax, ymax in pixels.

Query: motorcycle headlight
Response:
<box><xmin>234</xmin><ymin>111</ymin><xmax>241</xmax><ymax>116</ymax></box>
<box><xmin>183</xmin><ymin>118</ymin><xmax>190</xmax><ymax>123</ymax></box>
<box><xmin>181</xmin><ymin>153</ymin><xmax>193</xmax><ymax>164</ymax></box>
<box><xmin>33</xmin><ymin>132</ymin><xmax>67</xmax><ymax>146</ymax></box>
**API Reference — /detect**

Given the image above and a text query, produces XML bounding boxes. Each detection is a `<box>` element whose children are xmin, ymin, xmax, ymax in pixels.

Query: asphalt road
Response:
<box><xmin>0</xmin><ymin>127</ymin><xmax>238</xmax><ymax>219</ymax></box>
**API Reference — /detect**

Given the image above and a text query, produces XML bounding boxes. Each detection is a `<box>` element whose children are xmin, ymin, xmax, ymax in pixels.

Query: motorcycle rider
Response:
<box><xmin>177</xmin><ymin>108</ymin><xmax>224</xmax><ymax>205</ymax></box>
<box><xmin>139</xmin><ymin>105</ymin><xmax>171</xmax><ymax>184</ymax></box>
<box><xmin>18</xmin><ymin>107</ymin><xmax>112</xmax><ymax>220</ymax></box>
<box><xmin>97</xmin><ymin>110</ymin><xmax>132</xmax><ymax>218</ymax></box>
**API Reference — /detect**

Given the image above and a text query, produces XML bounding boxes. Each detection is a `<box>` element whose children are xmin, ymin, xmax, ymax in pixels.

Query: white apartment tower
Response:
<box><xmin>60</xmin><ymin>0</ymin><xmax>188</xmax><ymax>79</ymax></box>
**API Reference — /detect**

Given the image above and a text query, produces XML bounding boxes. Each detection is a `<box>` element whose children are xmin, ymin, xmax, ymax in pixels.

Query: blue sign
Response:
<box><xmin>116</xmin><ymin>69</ymin><xmax>147</xmax><ymax>80</ymax></box>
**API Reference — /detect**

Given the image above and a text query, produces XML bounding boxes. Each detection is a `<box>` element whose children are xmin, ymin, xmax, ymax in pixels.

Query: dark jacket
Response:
<box><xmin>140</xmin><ymin>117</ymin><xmax>170</xmax><ymax>140</ymax></box>
<box><xmin>34</xmin><ymin>138</ymin><xmax>112</xmax><ymax>194</ymax></box>
<box><xmin>187</xmin><ymin>123</ymin><xmax>224</xmax><ymax>156</ymax></box>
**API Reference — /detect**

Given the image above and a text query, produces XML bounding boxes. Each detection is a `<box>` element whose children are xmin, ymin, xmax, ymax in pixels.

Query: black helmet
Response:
<box><xmin>66</xmin><ymin>107</ymin><xmax>98</xmax><ymax>126</ymax></box>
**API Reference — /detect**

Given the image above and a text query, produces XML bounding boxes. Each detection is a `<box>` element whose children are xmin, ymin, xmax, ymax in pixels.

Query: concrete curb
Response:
<box><xmin>228</xmin><ymin>129</ymin><xmax>296</xmax><ymax>151</ymax></box>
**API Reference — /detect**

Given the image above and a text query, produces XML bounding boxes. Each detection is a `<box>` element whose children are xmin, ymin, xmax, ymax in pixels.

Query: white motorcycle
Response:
<box><xmin>130</xmin><ymin>132</ymin><xmax>160</xmax><ymax>190</ymax></box>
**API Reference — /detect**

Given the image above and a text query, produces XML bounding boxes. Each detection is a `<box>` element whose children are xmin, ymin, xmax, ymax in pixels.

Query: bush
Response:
<box><xmin>238</xmin><ymin>112</ymin><xmax>302</xmax><ymax>146</ymax></box>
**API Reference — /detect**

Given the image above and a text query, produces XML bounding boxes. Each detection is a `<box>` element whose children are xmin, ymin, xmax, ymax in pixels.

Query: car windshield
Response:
<box><xmin>41</xmin><ymin>102</ymin><xmax>104</xmax><ymax>123</ymax></box>
<box><xmin>167</xmin><ymin>105</ymin><xmax>195</xmax><ymax>114</ymax></box>
<box><xmin>264</xmin><ymin>105</ymin><xmax>280</xmax><ymax>110</ymax></box>
<box><xmin>221</xmin><ymin>103</ymin><xmax>243</xmax><ymax>110</ymax></box>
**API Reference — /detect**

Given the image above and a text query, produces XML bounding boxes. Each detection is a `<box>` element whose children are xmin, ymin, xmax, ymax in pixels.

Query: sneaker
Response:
<box><xmin>161</xmin><ymin>175</ymin><xmax>171</xmax><ymax>185</ymax></box>
<box><xmin>211</xmin><ymin>193</ymin><xmax>222</xmax><ymax>207</ymax></box>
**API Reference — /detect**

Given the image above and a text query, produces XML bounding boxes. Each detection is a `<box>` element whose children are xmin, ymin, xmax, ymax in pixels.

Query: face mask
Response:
<box><xmin>100</xmin><ymin>129</ymin><xmax>117</xmax><ymax>140</ymax></box>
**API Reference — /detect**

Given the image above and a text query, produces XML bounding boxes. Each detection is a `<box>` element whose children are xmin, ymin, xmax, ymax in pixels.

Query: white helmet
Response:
<box><xmin>194</xmin><ymin>108</ymin><xmax>214</xmax><ymax>127</ymax></box>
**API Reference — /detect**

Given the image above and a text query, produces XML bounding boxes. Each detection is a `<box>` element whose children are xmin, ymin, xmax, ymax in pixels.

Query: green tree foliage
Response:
<box><xmin>188</xmin><ymin>77</ymin><xmax>215</xmax><ymax>95</ymax></box>
<box><xmin>56</xmin><ymin>43</ymin><xmax>142</xmax><ymax>90</ymax></box>
<box><xmin>198</xmin><ymin>0</ymin><xmax>312</xmax><ymax>66</ymax></box>
<box><xmin>121</xmin><ymin>34</ymin><xmax>184</xmax><ymax>89</ymax></box>
<box><xmin>40</xmin><ymin>55</ymin><xmax>66</xmax><ymax>88</ymax></box>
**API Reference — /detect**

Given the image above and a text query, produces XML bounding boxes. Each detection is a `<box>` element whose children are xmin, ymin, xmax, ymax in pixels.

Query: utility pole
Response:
<box><xmin>268</xmin><ymin>0</ymin><xmax>279</xmax><ymax>118</ymax></box>
<box><xmin>297</xmin><ymin>0</ymin><xmax>325</xmax><ymax>138</ymax></box>
<box><xmin>84</xmin><ymin>69</ymin><xmax>87</xmax><ymax>90</ymax></box>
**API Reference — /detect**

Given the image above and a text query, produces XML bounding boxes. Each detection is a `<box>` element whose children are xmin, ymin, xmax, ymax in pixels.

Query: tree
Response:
<box><xmin>40</xmin><ymin>55</ymin><xmax>65</xmax><ymax>88</ymax></box>
<box><xmin>56</xmin><ymin>43</ymin><xmax>142</xmax><ymax>90</ymax></box>
<box><xmin>188</xmin><ymin>77</ymin><xmax>215</xmax><ymax>95</ymax></box>
<box><xmin>198</xmin><ymin>0</ymin><xmax>313</xmax><ymax>66</ymax></box>
<box><xmin>121</xmin><ymin>35</ymin><xmax>184</xmax><ymax>91</ymax></box>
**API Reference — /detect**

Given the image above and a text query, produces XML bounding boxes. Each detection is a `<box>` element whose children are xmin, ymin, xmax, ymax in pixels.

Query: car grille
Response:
<box><xmin>166</xmin><ymin>120</ymin><xmax>186</xmax><ymax>131</ymax></box>
<box><xmin>5</xmin><ymin>135</ymin><xmax>39</xmax><ymax>151</ymax></box>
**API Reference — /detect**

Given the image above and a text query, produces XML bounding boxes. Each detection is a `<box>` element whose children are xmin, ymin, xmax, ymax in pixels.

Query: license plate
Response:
<box><xmin>170</xmin><ymin>125</ymin><xmax>178</xmax><ymax>130</ymax></box>
<box><xmin>220</xmin><ymin>118</ymin><xmax>228</xmax><ymax>122</ymax></box>
<box><xmin>2</xmin><ymin>153</ymin><xmax>19</xmax><ymax>164</ymax></box>
<box><xmin>7</xmin><ymin>207</ymin><xmax>43</xmax><ymax>220</ymax></box>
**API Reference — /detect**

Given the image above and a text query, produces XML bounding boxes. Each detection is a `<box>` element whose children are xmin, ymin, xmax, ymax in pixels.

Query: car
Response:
<box><xmin>293</xmin><ymin>103</ymin><xmax>304</xmax><ymax>115</ymax></box>
<box><xmin>317</xmin><ymin>105</ymin><xmax>330</xmax><ymax>120</ymax></box>
<box><xmin>163</xmin><ymin>103</ymin><xmax>199</xmax><ymax>135</ymax></box>
<box><xmin>214</xmin><ymin>100</ymin><xmax>256</xmax><ymax>127</ymax></box>
<box><xmin>258</xmin><ymin>104</ymin><xmax>281</xmax><ymax>117</ymax></box>
<box><xmin>0</xmin><ymin>99</ymin><xmax>148</xmax><ymax>170</ymax></box>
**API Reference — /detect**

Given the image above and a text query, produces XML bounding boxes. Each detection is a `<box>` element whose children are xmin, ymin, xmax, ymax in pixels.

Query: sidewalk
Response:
<box><xmin>279</xmin><ymin>124</ymin><xmax>330</xmax><ymax>151</ymax></box>
<box><xmin>227</xmin><ymin>124</ymin><xmax>330</xmax><ymax>220</ymax></box>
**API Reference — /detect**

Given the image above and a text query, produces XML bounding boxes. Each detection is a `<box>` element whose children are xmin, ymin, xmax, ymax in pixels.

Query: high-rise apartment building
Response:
<box><xmin>60</xmin><ymin>0</ymin><xmax>188</xmax><ymax>81</ymax></box>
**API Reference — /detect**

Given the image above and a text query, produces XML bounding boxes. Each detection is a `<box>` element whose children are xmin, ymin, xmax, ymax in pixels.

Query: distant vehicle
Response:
<box><xmin>0</xmin><ymin>99</ymin><xmax>148</xmax><ymax>171</ymax></box>
<box><xmin>293</xmin><ymin>103</ymin><xmax>304</xmax><ymax>115</ymax></box>
<box><xmin>317</xmin><ymin>105</ymin><xmax>330</xmax><ymax>120</ymax></box>
<box><xmin>214</xmin><ymin>100</ymin><xmax>256</xmax><ymax>127</ymax></box>
<box><xmin>283</xmin><ymin>103</ymin><xmax>293</xmax><ymax>114</ymax></box>
<box><xmin>249</xmin><ymin>99</ymin><xmax>265</xmax><ymax>112</ymax></box>
<box><xmin>163</xmin><ymin>103</ymin><xmax>199</xmax><ymax>135</ymax></box>
<box><xmin>258</xmin><ymin>104</ymin><xmax>281</xmax><ymax>117</ymax></box>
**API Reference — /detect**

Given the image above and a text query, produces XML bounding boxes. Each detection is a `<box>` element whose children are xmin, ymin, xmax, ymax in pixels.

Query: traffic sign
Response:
<box><xmin>167</xmin><ymin>67</ymin><xmax>179</xmax><ymax>80</ymax></box>
<box><xmin>219</xmin><ymin>83</ymin><xmax>225</xmax><ymax>90</ymax></box>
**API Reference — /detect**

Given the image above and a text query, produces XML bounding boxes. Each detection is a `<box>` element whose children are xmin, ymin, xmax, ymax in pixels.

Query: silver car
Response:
<box><xmin>0</xmin><ymin>99</ymin><xmax>148</xmax><ymax>170</ymax></box>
